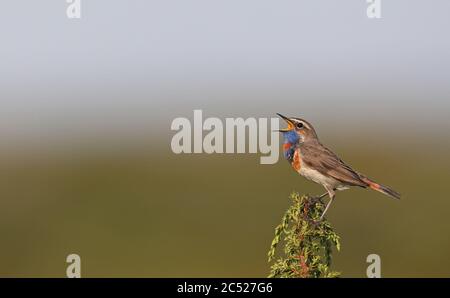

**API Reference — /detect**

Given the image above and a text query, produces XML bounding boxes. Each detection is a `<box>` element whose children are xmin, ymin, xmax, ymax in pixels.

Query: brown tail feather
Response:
<box><xmin>361</xmin><ymin>177</ymin><xmax>401</xmax><ymax>200</ymax></box>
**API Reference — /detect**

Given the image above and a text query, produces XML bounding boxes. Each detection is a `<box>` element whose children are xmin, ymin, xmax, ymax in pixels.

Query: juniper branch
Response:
<box><xmin>268</xmin><ymin>192</ymin><xmax>341</xmax><ymax>278</ymax></box>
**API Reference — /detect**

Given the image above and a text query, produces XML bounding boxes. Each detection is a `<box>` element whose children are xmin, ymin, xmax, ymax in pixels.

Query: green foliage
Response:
<box><xmin>268</xmin><ymin>192</ymin><xmax>341</xmax><ymax>278</ymax></box>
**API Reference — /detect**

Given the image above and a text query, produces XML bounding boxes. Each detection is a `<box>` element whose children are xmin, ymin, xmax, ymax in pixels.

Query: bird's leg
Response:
<box><xmin>319</xmin><ymin>188</ymin><xmax>336</xmax><ymax>220</ymax></box>
<box><xmin>319</xmin><ymin>197</ymin><xmax>334</xmax><ymax>220</ymax></box>
<box><xmin>311</xmin><ymin>191</ymin><xmax>329</xmax><ymax>204</ymax></box>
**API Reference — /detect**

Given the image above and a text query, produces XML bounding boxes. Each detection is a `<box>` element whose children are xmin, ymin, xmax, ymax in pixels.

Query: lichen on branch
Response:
<box><xmin>268</xmin><ymin>192</ymin><xmax>341</xmax><ymax>278</ymax></box>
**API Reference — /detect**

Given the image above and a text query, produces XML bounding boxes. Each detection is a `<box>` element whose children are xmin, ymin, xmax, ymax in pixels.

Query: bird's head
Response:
<box><xmin>276</xmin><ymin>113</ymin><xmax>318</xmax><ymax>144</ymax></box>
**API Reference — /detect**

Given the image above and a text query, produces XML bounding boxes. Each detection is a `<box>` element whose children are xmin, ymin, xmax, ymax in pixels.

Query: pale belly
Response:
<box><xmin>297</xmin><ymin>164</ymin><xmax>348</xmax><ymax>190</ymax></box>
<box><xmin>289</xmin><ymin>147</ymin><xmax>348</xmax><ymax>191</ymax></box>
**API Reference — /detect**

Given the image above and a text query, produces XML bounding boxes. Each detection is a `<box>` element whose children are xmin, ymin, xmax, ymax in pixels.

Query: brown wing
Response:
<box><xmin>301</xmin><ymin>142</ymin><xmax>368</xmax><ymax>188</ymax></box>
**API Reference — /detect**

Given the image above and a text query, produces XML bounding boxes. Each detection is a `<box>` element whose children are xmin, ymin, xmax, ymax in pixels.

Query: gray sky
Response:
<box><xmin>1</xmin><ymin>0</ymin><xmax>449</xmax><ymax>145</ymax></box>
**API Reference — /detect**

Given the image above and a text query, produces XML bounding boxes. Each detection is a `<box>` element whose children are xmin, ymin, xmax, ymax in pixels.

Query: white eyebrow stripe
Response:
<box><xmin>292</xmin><ymin>119</ymin><xmax>310</xmax><ymax>129</ymax></box>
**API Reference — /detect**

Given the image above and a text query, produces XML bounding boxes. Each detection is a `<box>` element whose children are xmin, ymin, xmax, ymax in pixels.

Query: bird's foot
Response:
<box><xmin>309</xmin><ymin>195</ymin><xmax>326</xmax><ymax>206</ymax></box>
<box><xmin>313</xmin><ymin>217</ymin><xmax>326</xmax><ymax>225</ymax></box>
<box><xmin>300</xmin><ymin>214</ymin><xmax>324</xmax><ymax>227</ymax></box>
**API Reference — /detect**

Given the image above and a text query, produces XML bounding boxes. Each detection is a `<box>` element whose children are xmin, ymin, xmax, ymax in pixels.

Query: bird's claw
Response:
<box><xmin>310</xmin><ymin>196</ymin><xmax>325</xmax><ymax>205</ymax></box>
<box><xmin>300</xmin><ymin>215</ymin><xmax>324</xmax><ymax>227</ymax></box>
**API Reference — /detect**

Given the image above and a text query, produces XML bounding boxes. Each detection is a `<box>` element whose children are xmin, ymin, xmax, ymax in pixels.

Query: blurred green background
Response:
<box><xmin>1</xmin><ymin>0</ymin><xmax>450</xmax><ymax>277</ymax></box>
<box><xmin>1</xmin><ymin>134</ymin><xmax>449</xmax><ymax>277</ymax></box>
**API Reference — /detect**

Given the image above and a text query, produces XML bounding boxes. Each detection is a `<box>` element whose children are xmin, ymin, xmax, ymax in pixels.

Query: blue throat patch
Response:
<box><xmin>283</xmin><ymin>131</ymin><xmax>300</xmax><ymax>163</ymax></box>
<box><xmin>283</xmin><ymin>130</ymin><xmax>299</xmax><ymax>144</ymax></box>
<box><xmin>284</xmin><ymin>144</ymin><xmax>295</xmax><ymax>163</ymax></box>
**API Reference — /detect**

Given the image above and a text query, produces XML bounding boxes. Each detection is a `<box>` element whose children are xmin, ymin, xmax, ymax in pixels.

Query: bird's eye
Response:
<box><xmin>296</xmin><ymin>122</ymin><xmax>304</xmax><ymax>129</ymax></box>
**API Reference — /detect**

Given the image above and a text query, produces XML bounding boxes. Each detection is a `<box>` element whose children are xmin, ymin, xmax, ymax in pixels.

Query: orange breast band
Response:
<box><xmin>292</xmin><ymin>149</ymin><xmax>301</xmax><ymax>171</ymax></box>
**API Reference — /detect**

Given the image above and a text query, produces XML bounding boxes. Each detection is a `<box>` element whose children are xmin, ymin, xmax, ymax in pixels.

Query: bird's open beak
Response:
<box><xmin>276</xmin><ymin>113</ymin><xmax>294</xmax><ymax>132</ymax></box>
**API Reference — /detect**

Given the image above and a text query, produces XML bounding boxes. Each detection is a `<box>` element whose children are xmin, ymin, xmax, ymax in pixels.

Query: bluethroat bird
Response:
<box><xmin>277</xmin><ymin>113</ymin><xmax>400</xmax><ymax>220</ymax></box>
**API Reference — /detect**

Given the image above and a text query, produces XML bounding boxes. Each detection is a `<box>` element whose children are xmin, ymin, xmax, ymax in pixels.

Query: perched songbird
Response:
<box><xmin>277</xmin><ymin>113</ymin><xmax>400</xmax><ymax>220</ymax></box>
